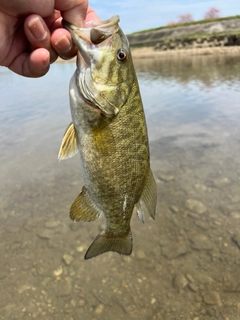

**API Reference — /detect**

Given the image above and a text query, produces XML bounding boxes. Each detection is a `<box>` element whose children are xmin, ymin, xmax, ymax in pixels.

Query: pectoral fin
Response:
<box><xmin>136</xmin><ymin>169</ymin><xmax>157</xmax><ymax>220</ymax></box>
<box><xmin>70</xmin><ymin>187</ymin><xmax>102</xmax><ymax>222</ymax></box>
<box><xmin>58</xmin><ymin>122</ymin><xmax>78</xmax><ymax>161</ymax></box>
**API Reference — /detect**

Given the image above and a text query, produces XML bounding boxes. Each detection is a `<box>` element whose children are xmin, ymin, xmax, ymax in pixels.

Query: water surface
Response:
<box><xmin>1</xmin><ymin>55</ymin><xmax>240</xmax><ymax>319</ymax></box>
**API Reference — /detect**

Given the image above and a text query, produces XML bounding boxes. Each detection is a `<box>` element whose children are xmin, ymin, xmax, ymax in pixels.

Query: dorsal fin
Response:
<box><xmin>58</xmin><ymin>122</ymin><xmax>78</xmax><ymax>161</ymax></box>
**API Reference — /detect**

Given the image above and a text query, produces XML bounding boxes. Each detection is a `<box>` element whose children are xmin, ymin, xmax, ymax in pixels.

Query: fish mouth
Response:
<box><xmin>62</xmin><ymin>16</ymin><xmax>119</xmax><ymax>65</ymax></box>
<box><xmin>62</xmin><ymin>15</ymin><xmax>119</xmax><ymax>46</ymax></box>
<box><xmin>62</xmin><ymin>16</ymin><xmax>120</xmax><ymax>117</ymax></box>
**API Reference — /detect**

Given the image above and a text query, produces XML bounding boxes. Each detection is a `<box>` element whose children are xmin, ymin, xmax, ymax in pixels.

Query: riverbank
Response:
<box><xmin>57</xmin><ymin>45</ymin><xmax>240</xmax><ymax>64</ymax></box>
<box><xmin>56</xmin><ymin>44</ymin><xmax>240</xmax><ymax>66</ymax></box>
<box><xmin>131</xmin><ymin>46</ymin><xmax>240</xmax><ymax>59</ymax></box>
<box><xmin>128</xmin><ymin>16</ymin><xmax>240</xmax><ymax>48</ymax></box>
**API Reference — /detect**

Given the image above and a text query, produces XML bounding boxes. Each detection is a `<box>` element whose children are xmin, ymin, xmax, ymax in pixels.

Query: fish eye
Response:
<box><xmin>117</xmin><ymin>49</ymin><xmax>127</xmax><ymax>62</ymax></box>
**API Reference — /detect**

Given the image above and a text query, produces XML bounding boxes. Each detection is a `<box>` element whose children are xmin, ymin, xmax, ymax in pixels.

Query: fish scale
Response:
<box><xmin>58</xmin><ymin>15</ymin><xmax>157</xmax><ymax>260</ymax></box>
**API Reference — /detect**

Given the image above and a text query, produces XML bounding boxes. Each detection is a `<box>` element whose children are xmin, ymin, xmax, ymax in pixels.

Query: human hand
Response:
<box><xmin>0</xmin><ymin>1</ymin><xmax>98</xmax><ymax>77</ymax></box>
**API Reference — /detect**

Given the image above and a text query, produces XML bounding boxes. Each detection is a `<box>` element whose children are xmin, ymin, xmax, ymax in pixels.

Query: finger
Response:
<box><xmin>55</xmin><ymin>0</ymin><xmax>88</xmax><ymax>27</ymax></box>
<box><xmin>50</xmin><ymin>7</ymin><xmax>99</xmax><ymax>60</ymax></box>
<box><xmin>85</xmin><ymin>6</ymin><xmax>100</xmax><ymax>23</ymax></box>
<box><xmin>0</xmin><ymin>0</ymin><xmax>54</xmax><ymax>17</ymax></box>
<box><xmin>51</xmin><ymin>28</ymin><xmax>77</xmax><ymax>60</ymax></box>
<box><xmin>24</xmin><ymin>14</ymin><xmax>58</xmax><ymax>64</ymax></box>
<box><xmin>8</xmin><ymin>48</ymin><xmax>50</xmax><ymax>78</ymax></box>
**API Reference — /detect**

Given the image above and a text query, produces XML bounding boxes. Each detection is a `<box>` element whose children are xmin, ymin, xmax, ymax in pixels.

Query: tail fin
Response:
<box><xmin>84</xmin><ymin>231</ymin><xmax>133</xmax><ymax>260</ymax></box>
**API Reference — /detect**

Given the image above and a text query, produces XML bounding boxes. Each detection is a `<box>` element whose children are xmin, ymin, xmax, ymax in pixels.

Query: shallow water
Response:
<box><xmin>1</xmin><ymin>55</ymin><xmax>240</xmax><ymax>319</ymax></box>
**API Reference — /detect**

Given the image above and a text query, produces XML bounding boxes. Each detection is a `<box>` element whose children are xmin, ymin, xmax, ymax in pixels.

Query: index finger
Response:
<box><xmin>55</xmin><ymin>0</ymin><xmax>88</xmax><ymax>27</ymax></box>
<box><xmin>85</xmin><ymin>6</ymin><xmax>100</xmax><ymax>23</ymax></box>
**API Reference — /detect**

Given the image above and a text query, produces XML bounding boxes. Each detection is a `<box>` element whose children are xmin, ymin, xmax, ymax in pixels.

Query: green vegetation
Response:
<box><xmin>128</xmin><ymin>15</ymin><xmax>240</xmax><ymax>36</ymax></box>
<box><xmin>161</xmin><ymin>30</ymin><xmax>240</xmax><ymax>42</ymax></box>
<box><xmin>129</xmin><ymin>30</ymin><xmax>240</xmax><ymax>48</ymax></box>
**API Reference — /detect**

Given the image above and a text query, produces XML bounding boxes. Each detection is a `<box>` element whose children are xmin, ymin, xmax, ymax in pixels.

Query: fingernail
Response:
<box><xmin>42</xmin><ymin>59</ymin><xmax>49</xmax><ymax>69</ymax></box>
<box><xmin>55</xmin><ymin>35</ymin><xmax>72</xmax><ymax>53</ymax></box>
<box><xmin>29</xmin><ymin>17</ymin><xmax>47</xmax><ymax>40</ymax></box>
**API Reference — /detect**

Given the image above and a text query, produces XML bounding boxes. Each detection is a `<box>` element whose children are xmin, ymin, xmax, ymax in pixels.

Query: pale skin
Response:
<box><xmin>0</xmin><ymin>0</ymin><xmax>99</xmax><ymax>77</ymax></box>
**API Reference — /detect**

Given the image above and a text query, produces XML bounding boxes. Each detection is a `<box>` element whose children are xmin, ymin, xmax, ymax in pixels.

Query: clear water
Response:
<box><xmin>1</xmin><ymin>55</ymin><xmax>240</xmax><ymax>319</ymax></box>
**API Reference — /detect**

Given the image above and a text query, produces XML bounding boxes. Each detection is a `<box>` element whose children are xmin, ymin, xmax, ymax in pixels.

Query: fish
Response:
<box><xmin>58</xmin><ymin>15</ymin><xmax>157</xmax><ymax>260</ymax></box>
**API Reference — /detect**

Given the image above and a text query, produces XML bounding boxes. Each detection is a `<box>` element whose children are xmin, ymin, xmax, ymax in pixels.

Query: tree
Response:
<box><xmin>166</xmin><ymin>21</ymin><xmax>176</xmax><ymax>26</ymax></box>
<box><xmin>178</xmin><ymin>14</ymin><xmax>194</xmax><ymax>23</ymax></box>
<box><xmin>204</xmin><ymin>7</ymin><xmax>220</xmax><ymax>19</ymax></box>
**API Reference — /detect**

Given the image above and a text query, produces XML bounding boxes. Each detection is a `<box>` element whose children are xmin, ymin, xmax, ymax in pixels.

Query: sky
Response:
<box><xmin>89</xmin><ymin>0</ymin><xmax>240</xmax><ymax>33</ymax></box>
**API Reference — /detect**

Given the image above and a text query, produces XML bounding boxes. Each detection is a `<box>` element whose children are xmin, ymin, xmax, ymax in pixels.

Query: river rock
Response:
<box><xmin>56</xmin><ymin>278</ymin><xmax>72</xmax><ymax>296</ymax></box>
<box><xmin>194</xmin><ymin>184</ymin><xmax>208</xmax><ymax>192</ymax></box>
<box><xmin>169</xmin><ymin>205</ymin><xmax>179</xmax><ymax>213</ymax></box>
<box><xmin>37</xmin><ymin>229</ymin><xmax>54</xmax><ymax>239</ymax></box>
<box><xmin>188</xmin><ymin>282</ymin><xmax>198</xmax><ymax>292</ymax></box>
<box><xmin>230</xmin><ymin>211</ymin><xmax>240</xmax><ymax>219</ymax></box>
<box><xmin>69</xmin><ymin>223</ymin><xmax>81</xmax><ymax>231</ymax></box>
<box><xmin>95</xmin><ymin>304</ymin><xmax>105</xmax><ymax>315</ymax></box>
<box><xmin>44</xmin><ymin>220</ymin><xmax>61</xmax><ymax>229</ymax></box>
<box><xmin>78</xmin><ymin>299</ymin><xmax>85</xmax><ymax>307</ymax></box>
<box><xmin>203</xmin><ymin>291</ymin><xmax>222</xmax><ymax>306</ymax></box>
<box><xmin>63</xmin><ymin>254</ymin><xmax>74</xmax><ymax>266</ymax></box>
<box><xmin>185</xmin><ymin>199</ymin><xmax>207</xmax><ymax>214</ymax></box>
<box><xmin>189</xmin><ymin>234</ymin><xmax>212</xmax><ymax>250</ymax></box>
<box><xmin>195</xmin><ymin>220</ymin><xmax>209</xmax><ymax>230</ymax></box>
<box><xmin>161</xmin><ymin>241</ymin><xmax>189</xmax><ymax>260</ymax></box>
<box><xmin>53</xmin><ymin>266</ymin><xmax>63</xmax><ymax>277</ymax></box>
<box><xmin>212</xmin><ymin>177</ymin><xmax>230</xmax><ymax>188</ymax></box>
<box><xmin>232</xmin><ymin>234</ymin><xmax>240</xmax><ymax>249</ymax></box>
<box><xmin>172</xmin><ymin>274</ymin><xmax>188</xmax><ymax>293</ymax></box>
<box><xmin>136</xmin><ymin>250</ymin><xmax>146</xmax><ymax>259</ymax></box>
<box><xmin>158</xmin><ymin>173</ymin><xmax>175</xmax><ymax>182</ymax></box>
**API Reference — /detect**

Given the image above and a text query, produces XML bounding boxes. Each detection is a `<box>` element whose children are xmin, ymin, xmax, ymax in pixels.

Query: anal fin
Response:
<box><xmin>70</xmin><ymin>187</ymin><xmax>102</xmax><ymax>222</ymax></box>
<box><xmin>136</xmin><ymin>169</ymin><xmax>157</xmax><ymax>221</ymax></box>
<box><xmin>85</xmin><ymin>230</ymin><xmax>133</xmax><ymax>260</ymax></box>
<box><xmin>58</xmin><ymin>122</ymin><xmax>78</xmax><ymax>161</ymax></box>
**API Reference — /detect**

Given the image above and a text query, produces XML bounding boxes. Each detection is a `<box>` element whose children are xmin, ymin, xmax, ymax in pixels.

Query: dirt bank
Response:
<box><xmin>56</xmin><ymin>46</ymin><xmax>240</xmax><ymax>64</ymax></box>
<box><xmin>131</xmin><ymin>46</ymin><xmax>240</xmax><ymax>59</ymax></box>
<box><xmin>128</xmin><ymin>17</ymin><xmax>240</xmax><ymax>48</ymax></box>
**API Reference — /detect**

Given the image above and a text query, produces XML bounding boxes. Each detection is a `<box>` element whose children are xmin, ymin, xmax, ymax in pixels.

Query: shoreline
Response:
<box><xmin>130</xmin><ymin>46</ymin><xmax>240</xmax><ymax>59</ymax></box>
<box><xmin>57</xmin><ymin>46</ymin><xmax>240</xmax><ymax>64</ymax></box>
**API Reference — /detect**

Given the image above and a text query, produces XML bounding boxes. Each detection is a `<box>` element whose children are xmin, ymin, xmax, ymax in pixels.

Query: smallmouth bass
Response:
<box><xmin>59</xmin><ymin>15</ymin><xmax>157</xmax><ymax>260</ymax></box>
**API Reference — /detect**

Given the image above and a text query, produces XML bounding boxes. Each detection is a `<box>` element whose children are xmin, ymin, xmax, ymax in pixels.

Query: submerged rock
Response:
<box><xmin>230</xmin><ymin>211</ymin><xmax>240</xmax><ymax>219</ymax></box>
<box><xmin>37</xmin><ymin>229</ymin><xmax>54</xmax><ymax>239</ymax></box>
<box><xmin>169</xmin><ymin>205</ymin><xmax>179</xmax><ymax>213</ymax></box>
<box><xmin>172</xmin><ymin>274</ymin><xmax>188</xmax><ymax>292</ymax></box>
<box><xmin>189</xmin><ymin>234</ymin><xmax>213</xmax><ymax>250</ymax></box>
<box><xmin>158</xmin><ymin>173</ymin><xmax>175</xmax><ymax>182</ymax></box>
<box><xmin>56</xmin><ymin>278</ymin><xmax>72</xmax><ymax>296</ymax></box>
<box><xmin>95</xmin><ymin>304</ymin><xmax>105</xmax><ymax>315</ymax></box>
<box><xmin>53</xmin><ymin>266</ymin><xmax>63</xmax><ymax>277</ymax></box>
<box><xmin>185</xmin><ymin>199</ymin><xmax>207</xmax><ymax>214</ymax></box>
<box><xmin>44</xmin><ymin>220</ymin><xmax>61</xmax><ymax>229</ymax></box>
<box><xmin>203</xmin><ymin>291</ymin><xmax>222</xmax><ymax>306</ymax></box>
<box><xmin>161</xmin><ymin>241</ymin><xmax>190</xmax><ymax>260</ymax></box>
<box><xmin>62</xmin><ymin>254</ymin><xmax>74</xmax><ymax>266</ymax></box>
<box><xmin>232</xmin><ymin>234</ymin><xmax>240</xmax><ymax>249</ymax></box>
<box><xmin>212</xmin><ymin>177</ymin><xmax>231</xmax><ymax>188</ymax></box>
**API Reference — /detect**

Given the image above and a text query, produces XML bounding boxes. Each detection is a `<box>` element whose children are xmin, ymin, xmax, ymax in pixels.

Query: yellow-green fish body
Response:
<box><xmin>59</xmin><ymin>16</ymin><xmax>157</xmax><ymax>259</ymax></box>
